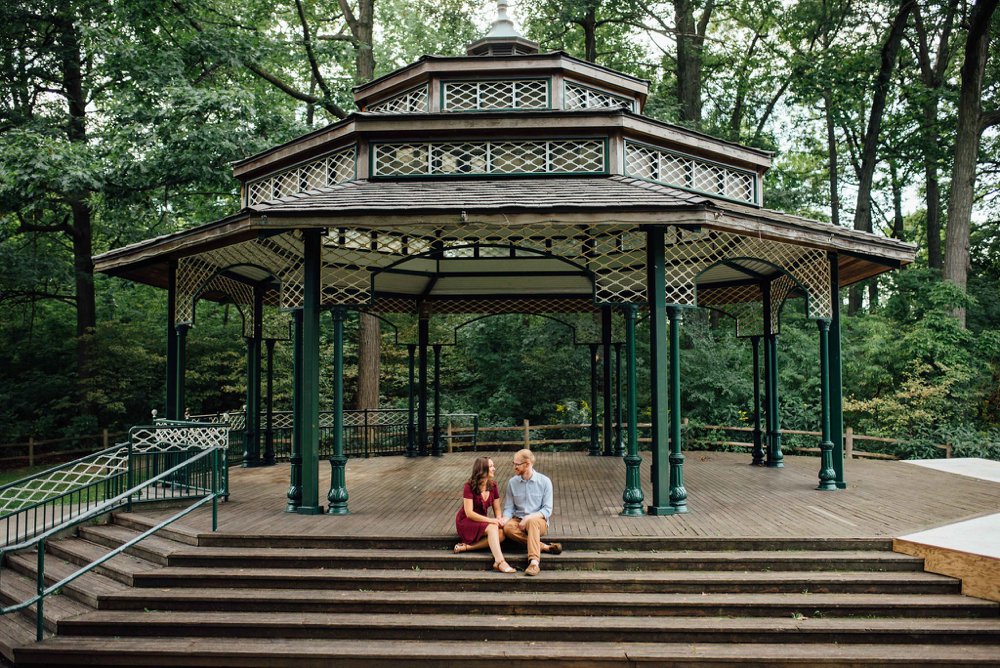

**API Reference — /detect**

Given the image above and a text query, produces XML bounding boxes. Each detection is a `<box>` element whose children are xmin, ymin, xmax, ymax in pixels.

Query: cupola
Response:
<box><xmin>466</xmin><ymin>1</ymin><xmax>539</xmax><ymax>56</ymax></box>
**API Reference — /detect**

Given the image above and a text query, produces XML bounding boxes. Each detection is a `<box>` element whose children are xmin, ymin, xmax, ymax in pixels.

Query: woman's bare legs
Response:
<box><xmin>486</xmin><ymin>523</ymin><xmax>508</xmax><ymax>566</ymax></box>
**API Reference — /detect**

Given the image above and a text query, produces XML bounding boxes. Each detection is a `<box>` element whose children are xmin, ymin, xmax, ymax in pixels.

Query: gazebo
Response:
<box><xmin>93</xmin><ymin>2</ymin><xmax>915</xmax><ymax>517</ymax></box>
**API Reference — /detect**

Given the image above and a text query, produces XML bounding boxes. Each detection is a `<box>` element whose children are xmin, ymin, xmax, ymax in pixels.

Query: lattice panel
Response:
<box><xmin>198</xmin><ymin>273</ymin><xmax>254</xmax><ymax>337</ymax></box>
<box><xmin>367</xmin><ymin>85</ymin><xmax>428</xmax><ymax>113</ymax></box>
<box><xmin>564</xmin><ymin>82</ymin><xmax>635</xmax><ymax>111</ymax></box>
<box><xmin>443</xmin><ymin>80</ymin><xmax>548</xmax><ymax>111</ymax></box>
<box><xmin>246</xmin><ymin>146</ymin><xmax>355</xmax><ymax>206</ymax></box>
<box><xmin>770</xmin><ymin>273</ymin><xmax>797</xmax><ymax>333</ymax></box>
<box><xmin>426</xmin><ymin>297</ymin><xmax>598</xmax><ymax>315</ymax></box>
<box><xmin>176</xmin><ymin>255</ymin><xmax>218</xmax><ymax>324</ymax></box>
<box><xmin>624</xmin><ymin>141</ymin><xmax>758</xmax><ymax>205</ymax></box>
<box><xmin>129</xmin><ymin>425</ymin><xmax>229</xmax><ymax>454</ymax></box>
<box><xmin>371</xmin><ymin>139</ymin><xmax>605</xmax><ymax>177</ymax></box>
<box><xmin>700</xmin><ymin>283</ymin><xmax>765</xmax><ymax>338</ymax></box>
<box><xmin>0</xmin><ymin>448</ymin><xmax>129</xmax><ymax>516</ymax></box>
<box><xmin>661</xmin><ymin>229</ymin><xmax>831</xmax><ymax>319</ymax></box>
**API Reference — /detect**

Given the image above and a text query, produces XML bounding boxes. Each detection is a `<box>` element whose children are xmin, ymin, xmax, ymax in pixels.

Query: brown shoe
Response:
<box><xmin>525</xmin><ymin>561</ymin><xmax>540</xmax><ymax>576</ymax></box>
<box><xmin>546</xmin><ymin>543</ymin><xmax>563</xmax><ymax>555</ymax></box>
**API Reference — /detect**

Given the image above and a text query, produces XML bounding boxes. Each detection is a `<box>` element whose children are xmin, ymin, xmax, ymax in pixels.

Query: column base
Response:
<box><xmin>620</xmin><ymin>505</ymin><xmax>644</xmax><ymax>517</ymax></box>
<box><xmin>327</xmin><ymin>505</ymin><xmax>350</xmax><ymax>515</ymax></box>
<box><xmin>766</xmin><ymin>462</ymin><xmax>784</xmax><ymax>468</ymax></box>
<box><xmin>646</xmin><ymin>505</ymin><xmax>686</xmax><ymax>516</ymax></box>
<box><xmin>295</xmin><ymin>505</ymin><xmax>324</xmax><ymax>515</ymax></box>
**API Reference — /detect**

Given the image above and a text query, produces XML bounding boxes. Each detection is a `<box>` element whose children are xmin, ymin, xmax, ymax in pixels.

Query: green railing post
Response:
<box><xmin>287</xmin><ymin>309</ymin><xmax>303</xmax><ymax>512</ymax></box>
<box><xmin>601</xmin><ymin>306</ymin><xmax>614</xmax><ymax>456</ymax></box>
<box><xmin>264</xmin><ymin>338</ymin><xmax>276</xmax><ymax>466</ymax></box>
<box><xmin>588</xmin><ymin>343</ymin><xmax>600</xmax><ymax>456</ymax></box>
<box><xmin>432</xmin><ymin>344</ymin><xmax>443</xmax><ymax>457</ymax></box>
<box><xmin>126</xmin><ymin>438</ymin><xmax>134</xmax><ymax>513</ymax></box>
<box><xmin>817</xmin><ymin>319</ymin><xmax>837</xmax><ymax>490</ymax></box>
<box><xmin>614</xmin><ymin>341</ymin><xmax>625</xmax><ymax>456</ymax></box>
<box><xmin>406</xmin><ymin>344</ymin><xmax>417</xmax><ymax>457</ymax></box>
<box><xmin>621</xmin><ymin>304</ymin><xmax>644</xmax><ymax>516</ymax></box>
<box><xmin>363</xmin><ymin>408</ymin><xmax>371</xmax><ymax>459</ymax></box>
<box><xmin>667</xmin><ymin>306</ymin><xmax>688</xmax><ymax>513</ymax></box>
<box><xmin>418</xmin><ymin>315</ymin><xmax>429</xmax><ymax>456</ymax></box>
<box><xmin>750</xmin><ymin>335</ymin><xmax>765</xmax><ymax>466</ymax></box>
<box><xmin>212</xmin><ymin>448</ymin><xmax>219</xmax><ymax>531</ymax></box>
<box><xmin>327</xmin><ymin>306</ymin><xmax>349</xmax><ymax>515</ymax></box>
<box><xmin>36</xmin><ymin>539</ymin><xmax>45</xmax><ymax>641</ymax></box>
<box><xmin>646</xmin><ymin>227</ymin><xmax>671</xmax><ymax>514</ymax></box>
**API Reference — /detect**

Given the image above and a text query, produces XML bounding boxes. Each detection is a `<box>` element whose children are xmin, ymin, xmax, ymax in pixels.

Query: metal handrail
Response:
<box><xmin>0</xmin><ymin>446</ymin><xmax>224</xmax><ymax>641</ymax></box>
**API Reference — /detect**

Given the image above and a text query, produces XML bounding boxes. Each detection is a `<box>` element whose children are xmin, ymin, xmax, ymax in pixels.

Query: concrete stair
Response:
<box><xmin>1</xmin><ymin>511</ymin><xmax>998</xmax><ymax>666</ymax></box>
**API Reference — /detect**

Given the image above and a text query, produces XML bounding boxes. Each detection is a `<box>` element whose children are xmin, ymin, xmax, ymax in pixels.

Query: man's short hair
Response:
<box><xmin>515</xmin><ymin>448</ymin><xmax>535</xmax><ymax>464</ymax></box>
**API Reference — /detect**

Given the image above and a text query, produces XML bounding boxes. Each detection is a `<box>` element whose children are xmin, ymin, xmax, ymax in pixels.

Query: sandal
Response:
<box><xmin>453</xmin><ymin>543</ymin><xmax>470</xmax><ymax>554</ymax></box>
<box><xmin>493</xmin><ymin>561</ymin><xmax>517</xmax><ymax>574</ymax></box>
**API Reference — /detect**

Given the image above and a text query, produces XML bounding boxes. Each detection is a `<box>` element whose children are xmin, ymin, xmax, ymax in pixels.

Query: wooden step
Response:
<box><xmin>14</xmin><ymin>637</ymin><xmax>1000</xmax><ymax>666</ymax></box>
<box><xmin>94</xmin><ymin>587</ymin><xmax>1000</xmax><ymax>618</ymax></box>
<box><xmin>76</xmin><ymin>524</ymin><xmax>184</xmax><ymax>565</ymax></box>
<box><xmin>56</xmin><ymin>610</ymin><xmax>1000</xmax><ymax>645</ymax></box>
<box><xmin>42</xmin><ymin>537</ymin><xmax>161</xmax><ymax>587</ymax></box>
<box><xmin>132</xmin><ymin>565</ymin><xmax>961</xmax><ymax>595</ymax></box>
<box><xmin>4</xmin><ymin>551</ymin><xmax>127</xmax><ymax>609</ymax></box>
<box><xmin>117</xmin><ymin>511</ymin><xmax>896</xmax><ymax>552</ymax></box>
<box><xmin>0</xmin><ymin>564</ymin><xmax>91</xmax><ymax>634</ymax></box>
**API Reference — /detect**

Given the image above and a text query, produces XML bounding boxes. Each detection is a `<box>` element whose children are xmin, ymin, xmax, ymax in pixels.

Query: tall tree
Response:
<box><xmin>943</xmin><ymin>0</ymin><xmax>1000</xmax><ymax>326</ymax></box>
<box><xmin>848</xmin><ymin>0</ymin><xmax>916</xmax><ymax>314</ymax></box>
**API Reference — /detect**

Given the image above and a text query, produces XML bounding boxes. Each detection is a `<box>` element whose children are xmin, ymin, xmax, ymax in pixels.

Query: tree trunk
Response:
<box><xmin>674</xmin><ymin>0</ymin><xmax>712</xmax><ymax>125</ymax></box>
<box><xmin>349</xmin><ymin>0</ymin><xmax>381</xmax><ymax>410</ymax></box>
<box><xmin>582</xmin><ymin>7</ymin><xmax>597</xmax><ymax>62</ymax></box>
<box><xmin>852</xmin><ymin>0</ymin><xmax>915</xmax><ymax>237</ymax></box>
<box><xmin>823</xmin><ymin>89</ymin><xmax>841</xmax><ymax>228</ymax></box>
<box><xmin>60</xmin><ymin>16</ymin><xmax>97</xmax><ymax>400</ymax></box>
<box><xmin>923</xmin><ymin>98</ymin><xmax>943</xmax><ymax>268</ymax></box>
<box><xmin>943</xmin><ymin>0</ymin><xmax>999</xmax><ymax>327</ymax></box>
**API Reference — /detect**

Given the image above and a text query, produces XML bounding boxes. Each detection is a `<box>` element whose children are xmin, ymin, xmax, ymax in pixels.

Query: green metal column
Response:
<box><xmin>406</xmin><ymin>344</ymin><xmax>417</xmax><ymax>457</ymax></box>
<box><xmin>614</xmin><ymin>342</ymin><xmax>624</xmax><ymax>456</ymax></box>
<box><xmin>588</xmin><ymin>343</ymin><xmax>600</xmax><ymax>456</ymax></box>
<box><xmin>667</xmin><ymin>306</ymin><xmax>688</xmax><ymax>513</ymax></box>
<box><xmin>829</xmin><ymin>254</ymin><xmax>846</xmax><ymax>488</ymax></box>
<box><xmin>646</xmin><ymin>227</ymin><xmax>671</xmax><ymax>515</ymax></box>
<box><xmin>601</xmin><ymin>306</ymin><xmax>614</xmax><ymax>456</ymax></box>
<box><xmin>418</xmin><ymin>315</ymin><xmax>429</xmax><ymax>456</ymax></box>
<box><xmin>817</xmin><ymin>319</ymin><xmax>837</xmax><ymax>490</ymax></box>
<box><xmin>328</xmin><ymin>306</ymin><xmax>349</xmax><ymax>514</ymax></box>
<box><xmin>297</xmin><ymin>229</ymin><xmax>323</xmax><ymax>515</ymax></box>
<box><xmin>750</xmin><ymin>335</ymin><xmax>764</xmax><ymax>466</ymax></box>
<box><xmin>763</xmin><ymin>280</ymin><xmax>784</xmax><ymax>468</ymax></box>
<box><xmin>166</xmin><ymin>259</ymin><xmax>178</xmax><ymax>419</ymax></box>
<box><xmin>243</xmin><ymin>286</ymin><xmax>264</xmax><ymax>467</ymax></box>
<box><xmin>432</xmin><ymin>344</ymin><xmax>443</xmax><ymax>457</ymax></box>
<box><xmin>286</xmin><ymin>309</ymin><xmax>303</xmax><ymax>512</ymax></box>
<box><xmin>264</xmin><ymin>338</ymin><xmax>276</xmax><ymax>466</ymax></box>
<box><xmin>621</xmin><ymin>304</ymin><xmax>643</xmax><ymax>516</ymax></box>
<box><xmin>174</xmin><ymin>324</ymin><xmax>189</xmax><ymax>423</ymax></box>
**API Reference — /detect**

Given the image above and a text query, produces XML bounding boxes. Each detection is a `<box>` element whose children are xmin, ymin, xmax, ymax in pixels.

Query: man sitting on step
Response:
<box><xmin>500</xmin><ymin>448</ymin><xmax>562</xmax><ymax>576</ymax></box>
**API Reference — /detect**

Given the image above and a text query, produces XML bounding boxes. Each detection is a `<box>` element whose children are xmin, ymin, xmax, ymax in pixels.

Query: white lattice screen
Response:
<box><xmin>367</xmin><ymin>85</ymin><xmax>429</xmax><ymax>114</ymax></box>
<box><xmin>564</xmin><ymin>82</ymin><xmax>635</xmax><ymax>111</ymax></box>
<box><xmin>443</xmin><ymin>80</ymin><xmax>548</xmax><ymax>111</ymax></box>
<box><xmin>371</xmin><ymin>139</ymin><xmax>605</xmax><ymax>177</ymax></box>
<box><xmin>246</xmin><ymin>146</ymin><xmax>355</xmax><ymax>206</ymax></box>
<box><xmin>624</xmin><ymin>141</ymin><xmax>758</xmax><ymax>206</ymax></box>
<box><xmin>175</xmin><ymin>224</ymin><xmax>831</xmax><ymax>329</ymax></box>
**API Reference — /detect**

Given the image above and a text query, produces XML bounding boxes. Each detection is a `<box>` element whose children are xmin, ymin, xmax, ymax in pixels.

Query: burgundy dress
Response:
<box><xmin>455</xmin><ymin>481</ymin><xmax>499</xmax><ymax>543</ymax></box>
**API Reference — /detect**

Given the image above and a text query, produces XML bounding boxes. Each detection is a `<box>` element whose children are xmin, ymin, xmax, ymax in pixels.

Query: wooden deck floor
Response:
<box><xmin>135</xmin><ymin>451</ymin><xmax>1000</xmax><ymax>540</ymax></box>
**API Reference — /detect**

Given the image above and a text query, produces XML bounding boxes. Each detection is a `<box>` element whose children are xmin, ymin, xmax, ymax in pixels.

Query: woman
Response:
<box><xmin>454</xmin><ymin>457</ymin><xmax>515</xmax><ymax>573</ymax></box>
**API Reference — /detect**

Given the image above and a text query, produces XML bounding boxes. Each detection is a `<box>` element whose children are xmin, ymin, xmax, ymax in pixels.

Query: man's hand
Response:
<box><xmin>498</xmin><ymin>516</ymin><xmax>508</xmax><ymax>527</ymax></box>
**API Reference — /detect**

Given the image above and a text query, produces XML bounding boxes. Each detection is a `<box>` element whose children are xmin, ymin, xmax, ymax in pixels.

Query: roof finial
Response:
<box><xmin>467</xmin><ymin>0</ymin><xmax>539</xmax><ymax>55</ymax></box>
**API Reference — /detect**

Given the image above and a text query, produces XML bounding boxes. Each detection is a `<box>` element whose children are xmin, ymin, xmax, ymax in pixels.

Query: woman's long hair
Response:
<box><xmin>466</xmin><ymin>456</ymin><xmax>492</xmax><ymax>496</ymax></box>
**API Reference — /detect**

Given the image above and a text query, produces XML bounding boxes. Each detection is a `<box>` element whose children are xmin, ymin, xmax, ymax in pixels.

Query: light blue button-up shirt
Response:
<box><xmin>503</xmin><ymin>470</ymin><xmax>553</xmax><ymax>521</ymax></box>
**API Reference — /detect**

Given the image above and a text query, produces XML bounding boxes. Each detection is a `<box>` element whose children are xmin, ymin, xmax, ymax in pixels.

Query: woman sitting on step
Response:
<box><xmin>453</xmin><ymin>456</ymin><xmax>516</xmax><ymax>573</ymax></box>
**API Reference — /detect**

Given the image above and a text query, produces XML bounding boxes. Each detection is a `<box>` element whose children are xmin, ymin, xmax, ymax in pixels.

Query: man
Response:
<box><xmin>501</xmin><ymin>448</ymin><xmax>562</xmax><ymax>576</ymax></box>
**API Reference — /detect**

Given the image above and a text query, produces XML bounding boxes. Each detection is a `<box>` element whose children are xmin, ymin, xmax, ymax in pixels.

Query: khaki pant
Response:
<box><xmin>503</xmin><ymin>516</ymin><xmax>547</xmax><ymax>562</ymax></box>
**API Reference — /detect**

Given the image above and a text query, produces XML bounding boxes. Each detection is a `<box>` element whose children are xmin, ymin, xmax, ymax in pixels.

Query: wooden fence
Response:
<box><xmin>0</xmin><ymin>430</ymin><xmax>127</xmax><ymax>470</ymax></box>
<box><xmin>448</xmin><ymin>420</ymin><xmax>953</xmax><ymax>460</ymax></box>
